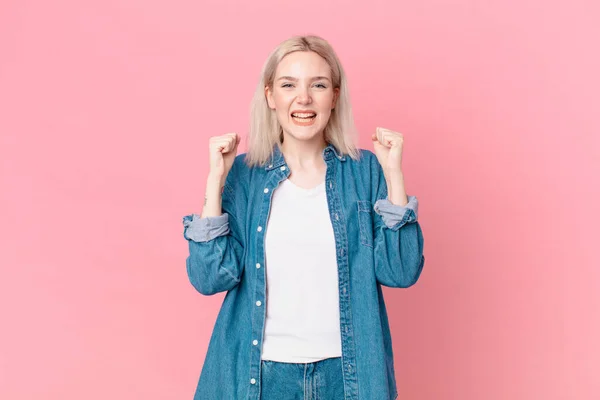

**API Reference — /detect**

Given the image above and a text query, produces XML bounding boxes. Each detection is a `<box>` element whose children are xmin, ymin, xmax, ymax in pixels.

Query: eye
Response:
<box><xmin>314</xmin><ymin>83</ymin><xmax>327</xmax><ymax>89</ymax></box>
<box><xmin>281</xmin><ymin>83</ymin><xmax>294</xmax><ymax>88</ymax></box>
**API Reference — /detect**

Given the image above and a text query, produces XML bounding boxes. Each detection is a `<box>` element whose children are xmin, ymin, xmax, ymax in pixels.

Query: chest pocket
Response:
<box><xmin>357</xmin><ymin>200</ymin><xmax>374</xmax><ymax>248</ymax></box>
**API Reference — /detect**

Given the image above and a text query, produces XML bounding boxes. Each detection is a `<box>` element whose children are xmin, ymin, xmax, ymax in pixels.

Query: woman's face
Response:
<box><xmin>266</xmin><ymin>51</ymin><xmax>339</xmax><ymax>143</ymax></box>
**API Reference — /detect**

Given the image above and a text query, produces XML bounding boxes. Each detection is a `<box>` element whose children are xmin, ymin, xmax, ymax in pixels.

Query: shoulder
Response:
<box><xmin>222</xmin><ymin>154</ymin><xmax>252</xmax><ymax>199</ymax></box>
<box><xmin>231</xmin><ymin>153</ymin><xmax>247</xmax><ymax>172</ymax></box>
<box><xmin>341</xmin><ymin>147</ymin><xmax>383</xmax><ymax>178</ymax></box>
<box><xmin>231</xmin><ymin>152</ymin><xmax>267</xmax><ymax>172</ymax></box>
<box><xmin>345</xmin><ymin>148</ymin><xmax>377</xmax><ymax>164</ymax></box>
<box><xmin>224</xmin><ymin>153</ymin><xmax>265</xmax><ymax>193</ymax></box>
<box><xmin>229</xmin><ymin>153</ymin><xmax>256</xmax><ymax>178</ymax></box>
<box><xmin>345</xmin><ymin>148</ymin><xmax>383</xmax><ymax>176</ymax></box>
<box><xmin>347</xmin><ymin>149</ymin><xmax>384</xmax><ymax>191</ymax></box>
<box><xmin>342</xmin><ymin>148</ymin><xmax>386</xmax><ymax>201</ymax></box>
<box><xmin>357</xmin><ymin>148</ymin><xmax>376</xmax><ymax>163</ymax></box>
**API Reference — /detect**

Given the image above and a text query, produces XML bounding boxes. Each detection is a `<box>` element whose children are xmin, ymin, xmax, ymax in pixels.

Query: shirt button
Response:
<box><xmin>268</xmin><ymin>164</ymin><xmax>273</xmax><ymax>168</ymax></box>
<box><xmin>253</xmin><ymin>340</ymin><xmax>258</xmax><ymax>346</ymax></box>
<box><xmin>335</xmin><ymin>213</ymin><xmax>339</xmax><ymax>220</ymax></box>
<box><xmin>256</xmin><ymin>301</ymin><xmax>262</xmax><ymax>307</ymax></box>
<box><xmin>329</xmin><ymin>182</ymin><xmax>333</xmax><ymax>189</ymax></box>
<box><xmin>257</xmin><ymin>226</ymin><xmax>263</xmax><ymax>232</ymax></box>
<box><xmin>256</xmin><ymin>263</ymin><xmax>261</xmax><ymax>269</ymax></box>
<box><xmin>264</xmin><ymin>188</ymin><xmax>269</xmax><ymax>193</ymax></box>
<box><xmin>280</xmin><ymin>166</ymin><xmax>286</xmax><ymax>171</ymax></box>
<box><xmin>250</xmin><ymin>378</ymin><xmax>256</xmax><ymax>384</ymax></box>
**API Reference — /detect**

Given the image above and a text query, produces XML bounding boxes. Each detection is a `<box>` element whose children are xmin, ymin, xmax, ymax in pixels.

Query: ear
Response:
<box><xmin>332</xmin><ymin>87</ymin><xmax>340</xmax><ymax>109</ymax></box>
<box><xmin>265</xmin><ymin>86</ymin><xmax>275</xmax><ymax>109</ymax></box>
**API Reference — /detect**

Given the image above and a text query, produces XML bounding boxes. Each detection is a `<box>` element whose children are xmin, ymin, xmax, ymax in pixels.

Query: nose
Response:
<box><xmin>296</xmin><ymin>86</ymin><xmax>312</xmax><ymax>104</ymax></box>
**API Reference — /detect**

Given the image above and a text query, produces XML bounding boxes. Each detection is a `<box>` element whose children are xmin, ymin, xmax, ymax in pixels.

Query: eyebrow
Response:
<box><xmin>276</xmin><ymin>76</ymin><xmax>331</xmax><ymax>82</ymax></box>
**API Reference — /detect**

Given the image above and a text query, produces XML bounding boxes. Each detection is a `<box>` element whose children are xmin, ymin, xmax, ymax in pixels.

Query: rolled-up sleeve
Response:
<box><xmin>373</xmin><ymin>196</ymin><xmax>419</xmax><ymax>231</ymax></box>
<box><xmin>183</xmin><ymin>213</ymin><xmax>230</xmax><ymax>242</ymax></box>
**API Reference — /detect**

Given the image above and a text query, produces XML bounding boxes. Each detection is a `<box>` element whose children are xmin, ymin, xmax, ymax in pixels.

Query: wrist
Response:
<box><xmin>207</xmin><ymin>172</ymin><xmax>225</xmax><ymax>186</ymax></box>
<box><xmin>385</xmin><ymin>167</ymin><xmax>404</xmax><ymax>177</ymax></box>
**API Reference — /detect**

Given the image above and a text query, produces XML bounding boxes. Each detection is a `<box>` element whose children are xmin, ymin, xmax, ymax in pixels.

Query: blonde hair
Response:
<box><xmin>245</xmin><ymin>35</ymin><xmax>360</xmax><ymax>167</ymax></box>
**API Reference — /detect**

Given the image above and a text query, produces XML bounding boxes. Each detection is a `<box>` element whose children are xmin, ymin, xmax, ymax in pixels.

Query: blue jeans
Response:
<box><xmin>260</xmin><ymin>357</ymin><xmax>345</xmax><ymax>400</ymax></box>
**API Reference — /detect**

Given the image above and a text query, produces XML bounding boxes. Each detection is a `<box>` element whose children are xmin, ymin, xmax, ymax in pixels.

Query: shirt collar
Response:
<box><xmin>265</xmin><ymin>143</ymin><xmax>346</xmax><ymax>171</ymax></box>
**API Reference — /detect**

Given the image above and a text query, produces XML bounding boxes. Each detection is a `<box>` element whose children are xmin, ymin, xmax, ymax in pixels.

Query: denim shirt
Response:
<box><xmin>182</xmin><ymin>143</ymin><xmax>425</xmax><ymax>400</ymax></box>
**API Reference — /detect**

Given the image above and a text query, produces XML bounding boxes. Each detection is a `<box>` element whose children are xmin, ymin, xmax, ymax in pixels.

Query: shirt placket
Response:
<box><xmin>324</xmin><ymin>151</ymin><xmax>359</xmax><ymax>399</ymax></box>
<box><xmin>249</xmin><ymin>164</ymin><xmax>289</xmax><ymax>398</ymax></box>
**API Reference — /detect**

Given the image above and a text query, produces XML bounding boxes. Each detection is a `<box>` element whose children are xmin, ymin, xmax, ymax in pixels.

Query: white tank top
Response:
<box><xmin>260</xmin><ymin>178</ymin><xmax>342</xmax><ymax>363</ymax></box>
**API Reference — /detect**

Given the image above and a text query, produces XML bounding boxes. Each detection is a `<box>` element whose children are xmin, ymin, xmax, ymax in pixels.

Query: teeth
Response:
<box><xmin>292</xmin><ymin>113</ymin><xmax>316</xmax><ymax>118</ymax></box>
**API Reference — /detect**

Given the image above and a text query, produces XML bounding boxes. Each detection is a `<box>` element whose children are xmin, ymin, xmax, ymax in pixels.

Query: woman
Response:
<box><xmin>182</xmin><ymin>35</ymin><xmax>425</xmax><ymax>400</ymax></box>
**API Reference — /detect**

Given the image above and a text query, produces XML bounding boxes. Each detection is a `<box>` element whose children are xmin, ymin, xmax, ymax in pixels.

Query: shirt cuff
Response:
<box><xmin>182</xmin><ymin>213</ymin><xmax>230</xmax><ymax>242</ymax></box>
<box><xmin>373</xmin><ymin>195</ymin><xmax>419</xmax><ymax>230</ymax></box>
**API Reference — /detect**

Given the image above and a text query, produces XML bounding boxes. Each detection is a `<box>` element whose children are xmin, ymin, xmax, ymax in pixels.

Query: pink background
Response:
<box><xmin>1</xmin><ymin>0</ymin><xmax>598</xmax><ymax>399</ymax></box>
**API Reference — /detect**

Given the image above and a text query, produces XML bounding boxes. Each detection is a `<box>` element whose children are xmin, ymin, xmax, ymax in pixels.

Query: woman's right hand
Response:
<box><xmin>208</xmin><ymin>132</ymin><xmax>240</xmax><ymax>181</ymax></box>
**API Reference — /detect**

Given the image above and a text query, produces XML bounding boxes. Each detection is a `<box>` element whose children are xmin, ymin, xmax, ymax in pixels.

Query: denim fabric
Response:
<box><xmin>182</xmin><ymin>143</ymin><xmax>425</xmax><ymax>399</ymax></box>
<box><xmin>260</xmin><ymin>357</ymin><xmax>344</xmax><ymax>400</ymax></box>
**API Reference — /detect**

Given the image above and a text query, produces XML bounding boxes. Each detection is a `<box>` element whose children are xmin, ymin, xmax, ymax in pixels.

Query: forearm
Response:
<box><xmin>201</xmin><ymin>173</ymin><xmax>225</xmax><ymax>218</ymax></box>
<box><xmin>386</xmin><ymin>168</ymin><xmax>408</xmax><ymax>207</ymax></box>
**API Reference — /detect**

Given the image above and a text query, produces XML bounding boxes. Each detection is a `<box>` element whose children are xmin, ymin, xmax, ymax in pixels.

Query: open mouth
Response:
<box><xmin>291</xmin><ymin>112</ymin><xmax>317</xmax><ymax>121</ymax></box>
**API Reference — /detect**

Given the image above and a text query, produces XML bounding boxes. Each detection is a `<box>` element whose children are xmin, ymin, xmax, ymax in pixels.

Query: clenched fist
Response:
<box><xmin>209</xmin><ymin>132</ymin><xmax>241</xmax><ymax>180</ymax></box>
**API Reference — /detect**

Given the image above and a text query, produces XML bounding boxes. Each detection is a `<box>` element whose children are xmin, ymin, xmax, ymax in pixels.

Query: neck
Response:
<box><xmin>280</xmin><ymin>133</ymin><xmax>327</xmax><ymax>169</ymax></box>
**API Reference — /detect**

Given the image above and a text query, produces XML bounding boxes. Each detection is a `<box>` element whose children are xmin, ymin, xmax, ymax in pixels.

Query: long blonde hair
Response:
<box><xmin>245</xmin><ymin>35</ymin><xmax>360</xmax><ymax>167</ymax></box>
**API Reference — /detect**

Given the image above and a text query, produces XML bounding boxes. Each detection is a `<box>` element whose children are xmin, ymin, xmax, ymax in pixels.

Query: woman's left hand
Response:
<box><xmin>371</xmin><ymin>127</ymin><xmax>404</xmax><ymax>174</ymax></box>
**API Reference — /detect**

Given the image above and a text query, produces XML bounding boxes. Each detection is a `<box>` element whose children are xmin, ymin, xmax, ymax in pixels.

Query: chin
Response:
<box><xmin>289</xmin><ymin>131</ymin><xmax>321</xmax><ymax>142</ymax></box>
